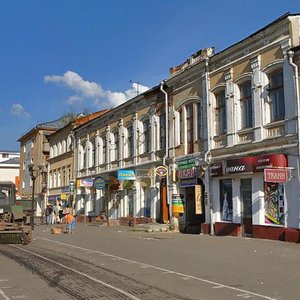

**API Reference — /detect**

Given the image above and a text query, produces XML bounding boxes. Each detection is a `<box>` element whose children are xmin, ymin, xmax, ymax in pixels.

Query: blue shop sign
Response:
<box><xmin>117</xmin><ymin>170</ymin><xmax>136</xmax><ymax>181</ymax></box>
<box><xmin>93</xmin><ymin>177</ymin><xmax>106</xmax><ymax>190</ymax></box>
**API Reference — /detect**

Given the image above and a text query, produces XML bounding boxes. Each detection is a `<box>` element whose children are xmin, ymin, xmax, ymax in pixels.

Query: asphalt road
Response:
<box><xmin>0</xmin><ymin>223</ymin><xmax>300</xmax><ymax>300</ymax></box>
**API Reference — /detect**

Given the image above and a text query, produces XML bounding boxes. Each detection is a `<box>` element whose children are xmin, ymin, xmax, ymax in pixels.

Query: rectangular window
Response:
<box><xmin>102</xmin><ymin>138</ymin><xmax>106</xmax><ymax>164</ymax></box>
<box><xmin>186</xmin><ymin>104</ymin><xmax>194</xmax><ymax>153</ymax></box>
<box><xmin>215</xmin><ymin>91</ymin><xmax>226</xmax><ymax>135</ymax></box>
<box><xmin>179</xmin><ymin>110</ymin><xmax>183</xmax><ymax>144</ymax></box>
<box><xmin>159</xmin><ymin>113</ymin><xmax>166</xmax><ymax>150</ymax></box>
<box><xmin>143</xmin><ymin>120</ymin><xmax>150</xmax><ymax>153</ymax></box>
<box><xmin>92</xmin><ymin>141</ymin><xmax>96</xmax><ymax>166</ymax></box>
<box><xmin>114</xmin><ymin>132</ymin><xmax>119</xmax><ymax>160</ymax></box>
<box><xmin>127</xmin><ymin>127</ymin><xmax>134</xmax><ymax>157</ymax></box>
<box><xmin>269</xmin><ymin>69</ymin><xmax>285</xmax><ymax>122</ymax></box>
<box><xmin>219</xmin><ymin>179</ymin><xmax>233</xmax><ymax>221</ymax></box>
<box><xmin>240</xmin><ymin>81</ymin><xmax>253</xmax><ymax>129</ymax></box>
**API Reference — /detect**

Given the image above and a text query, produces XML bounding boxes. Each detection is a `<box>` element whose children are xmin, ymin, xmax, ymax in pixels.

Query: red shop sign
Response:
<box><xmin>226</xmin><ymin>157</ymin><xmax>254</xmax><ymax>174</ymax></box>
<box><xmin>254</xmin><ymin>154</ymin><xmax>287</xmax><ymax>172</ymax></box>
<box><xmin>264</xmin><ymin>168</ymin><xmax>288</xmax><ymax>183</ymax></box>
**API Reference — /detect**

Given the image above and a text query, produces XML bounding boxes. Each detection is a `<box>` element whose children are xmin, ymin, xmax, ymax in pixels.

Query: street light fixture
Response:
<box><xmin>28</xmin><ymin>164</ymin><xmax>46</xmax><ymax>230</ymax></box>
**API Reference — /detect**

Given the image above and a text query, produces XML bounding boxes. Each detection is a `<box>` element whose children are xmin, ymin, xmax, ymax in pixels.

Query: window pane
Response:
<box><xmin>215</xmin><ymin>91</ymin><xmax>226</xmax><ymax>134</ymax></box>
<box><xmin>269</xmin><ymin>70</ymin><xmax>285</xmax><ymax>122</ymax></box>
<box><xmin>219</xmin><ymin>179</ymin><xmax>233</xmax><ymax>221</ymax></box>
<box><xmin>240</xmin><ymin>81</ymin><xmax>253</xmax><ymax>129</ymax></box>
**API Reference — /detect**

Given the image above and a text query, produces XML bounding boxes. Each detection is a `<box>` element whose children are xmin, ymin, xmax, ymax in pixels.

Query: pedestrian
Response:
<box><xmin>58</xmin><ymin>202</ymin><xmax>64</xmax><ymax>223</ymax></box>
<box><xmin>48</xmin><ymin>205</ymin><xmax>54</xmax><ymax>224</ymax></box>
<box><xmin>65</xmin><ymin>212</ymin><xmax>75</xmax><ymax>233</ymax></box>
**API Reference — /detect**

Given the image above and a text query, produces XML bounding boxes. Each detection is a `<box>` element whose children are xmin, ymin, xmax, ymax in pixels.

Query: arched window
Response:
<box><xmin>239</xmin><ymin>80</ymin><xmax>253</xmax><ymax>129</ymax></box>
<box><xmin>113</xmin><ymin>131</ymin><xmax>119</xmax><ymax>161</ymax></box>
<box><xmin>143</xmin><ymin>119</ymin><xmax>150</xmax><ymax>153</ymax></box>
<box><xmin>159</xmin><ymin>113</ymin><xmax>166</xmax><ymax>150</ymax></box>
<box><xmin>215</xmin><ymin>90</ymin><xmax>226</xmax><ymax>135</ymax></box>
<box><xmin>268</xmin><ymin>69</ymin><xmax>284</xmax><ymax>122</ymax></box>
<box><xmin>128</xmin><ymin>126</ymin><xmax>134</xmax><ymax>157</ymax></box>
<box><xmin>101</xmin><ymin>136</ymin><xmax>106</xmax><ymax>164</ymax></box>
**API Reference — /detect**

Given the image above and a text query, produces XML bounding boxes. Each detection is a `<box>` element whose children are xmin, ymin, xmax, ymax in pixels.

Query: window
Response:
<box><xmin>83</xmin><ymin>145</ymin><xmax>87</xmax><ymax>169</ymax></box>
<box><xmin>269</xmin><ymin>69</ymin><xmax>284</xmax><ymax>122</ymax></box>
<box><xmin>127</xmin><ymin>126</ymin><xmax>134</xmax><ymax>158</ymax></box>
<box><xmin>2</xmin><ymin>153</ymin><xmax>9</xmax><ymax>158</ymax></box>
<box><xmin>240</xmin><ymin>81</ymin><xmax>253</xmax><ymax>129</ymax></box>
<box><xmin>186</xmin><ymin>104</ymin><xmax>194</xmax><ymax>153</ymax></box>
<box><xmin>159</xmin><ymin>113</ymin><xmax>166</xmax><ymax>150</ymax></box>
<box><xmin>220</xmin><ymin>179</ymin><xmax>233</xmax><ymax>221</ymax></box>
<box><xmin>215</xmin><ymin>91</ymin><xmax>226</xmax><ymax>135</ymax></box>
<box><xmin>92</xmin><ymin>140</ymin><xmax>96</xmax><ymax>166</ymax></box>
<box><xmin>102</xmin><ymin>137</ymin><xmax>106</xmax><ymax>164</ymax></box>
<box><xmin>114</xmin><ymin>131</ymin><xmax>119</xmax><ymax>161</ymax></box>
<box><xmin>143</xmin><ymin>119</ymin><xmax>150</xmax><ymax>153</ymax></box>
<box><xmin>179</xmin><ymin>110</ymin><xmax>183</xmax><ymax>144</ymax></box>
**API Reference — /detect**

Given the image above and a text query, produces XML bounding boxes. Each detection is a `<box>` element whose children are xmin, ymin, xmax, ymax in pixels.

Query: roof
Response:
<box><xmin>0</xmin><ymin>157</ymin><xmax>20</xmax><ymax>165</ymax></box>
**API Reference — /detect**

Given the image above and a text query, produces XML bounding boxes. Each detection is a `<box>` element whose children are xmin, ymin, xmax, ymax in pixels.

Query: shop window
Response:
<box><xmin>219</xmin><ymin>179</ymin><xmax>233</xmax><ymax>221</ymax></box>
<box><xmin>264</xmin><ymin>182</ymin><xmax>285</xmax><ymax>225</ymax></box>
<box><xmin>239</xmin><ymin>81</ymin><xmax>253</xmax><ymax>129</ymax></box>
<box><xmin>268</xmin><ymin>69</ymin><xmax>285</xmax><ymax>122</ymax></box>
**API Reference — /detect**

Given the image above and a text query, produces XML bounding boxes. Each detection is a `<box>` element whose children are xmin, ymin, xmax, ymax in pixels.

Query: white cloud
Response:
<box><xmin>10</xmin><ymin>104</ymin><xmax>30</xmax><ymax>118</ymax></box>
<box><xmin>44</xmin><ymin>71</ymin><xmax>150</xmax><ymax>108</ymax></box>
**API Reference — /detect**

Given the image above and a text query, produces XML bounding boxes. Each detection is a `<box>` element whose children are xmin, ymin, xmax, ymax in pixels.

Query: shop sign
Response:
<box><xmin>77</xmin><ymin>178</ymin><xmax>94</xmax><ymax>187</ymax></box>
<box><xmin>211</xmin><ymin>154</ymin><xmax>288</xmax><ymax>177</ymax></box>
<box><xmin>117</xmin><ymin>170</ymin><xmax>136</xmax><ymax>180</ymax></box>
<box><xmin>172</xmin><ymin>194</ymin><xmax>184</xmax><ymax>215</ymax></box>
<box><xmin>61</xmin><ymin>186</ymin><xmax>70</xmax><ymax>193</ymax></box>
<box><xmin>61</xmin><ymin>194</ymin><xmax>67</xmax><ymax>200</ymax></box>
<box><xmin>177</xmin><ymin>157</ymin><xmax>195</xmax><ymax>170</ymax></box>
<box><xmin>48</xmin><ymin>195</ymin><xmax>57</xmax><ymax>201</ymax></box>
<box><xmin>155</xmin><ymin>165</ymin><xmax>168</xmax><ymax>177</ymax></box>
<box><xmin>210</xmin><ymin>163</ymin><xmax>223</xmax><ymax>177</ymax></box>
<box><xmin>177</xmin><ymin>168</ymin><xmax>198</xmax><ymax>179</ymax></box>
<box><xmin>93</xmin><ymin>177</ymin><xmax>105</xmax><ymax>190</ymax></box>
<box><xmin>195</xmin><ymin>185</ymin><xmax>202</xmax><ymax>214</ymax></box>
<box><xmin>264</xmin><ymin>168</ymin><xmax>288</xmax><ymax>183</ymax></box>
<box><xmin>226</xmin><ymin>157</ymin><xmax>254</xmax><ymax>174</ymax></box>
<box><xmin>179</xmin><ymin>178</ymin><xmax>197</xmax><ymax>187</ymax></box>
<box><xmin>254</xmin><ymin>154</ymin><xmax>287</xmax><ymax>172</ymax></box>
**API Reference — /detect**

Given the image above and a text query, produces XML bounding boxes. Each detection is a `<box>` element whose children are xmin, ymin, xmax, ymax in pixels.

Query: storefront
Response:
<box><xmin>176</xmin><ymin>156</ymin><xmax>205</xmax><ymax>234</ymax></box>
<box><xmin>210</xmin><ymin>153</ymin><xmax>290</xmax><ymax>238</ymax></box>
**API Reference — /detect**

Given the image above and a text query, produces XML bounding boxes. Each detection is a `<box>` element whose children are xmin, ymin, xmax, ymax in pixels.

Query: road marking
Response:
<box><xmin>38</xmin><ymin>237</ymin><xmax>277</xmax><ymax>300</ymax></box>
<box><xmin>11</xmin><ymin>245</ymin><xmax>142</xmax><ymax>300</ymax></box>
<box><xmin>0</xmin><ymin>289</ymin><xmax>10</xmax><ymax>300</ymax></box>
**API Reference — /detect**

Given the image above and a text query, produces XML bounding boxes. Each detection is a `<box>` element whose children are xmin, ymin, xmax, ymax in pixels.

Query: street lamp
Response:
<box><xmin>28</xmin><ymin>164</ymin><xmax>46</xmax><ymax>230</ymax></box>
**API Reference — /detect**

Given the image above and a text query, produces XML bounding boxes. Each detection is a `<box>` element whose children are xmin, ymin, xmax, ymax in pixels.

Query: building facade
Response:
<box><xmin>47</xmin><ymin>111</ymin><xmax>109</xmax><ymax>212</ymax></box>
<box><xmin>73</xmin><ymin>86</ymin><xmax>169</xmax><ymax>224</ymax></box>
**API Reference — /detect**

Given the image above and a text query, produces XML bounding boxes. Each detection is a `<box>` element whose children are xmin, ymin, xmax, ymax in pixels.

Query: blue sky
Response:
<box><xmin>0</xmin><ymin>0</ymin><xmax>299</xmax><ymax>151</ymax></box>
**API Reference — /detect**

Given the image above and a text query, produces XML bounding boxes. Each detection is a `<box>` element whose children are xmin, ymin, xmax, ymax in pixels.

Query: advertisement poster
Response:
<box><xmin>264</xmin><ymin>182</ymin><xmax>285</xmax><ymax>225</ymax></box>
<box><xmin>195</xmin><ymin>185</ymin><xmax>202</xmax><ymax>214</ymax></box>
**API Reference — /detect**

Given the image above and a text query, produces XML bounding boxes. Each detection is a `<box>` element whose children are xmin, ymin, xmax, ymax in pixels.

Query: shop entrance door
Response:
<box><xmin>240</xmin><ymin>179</ymin><xmax>252</xmax><ymax>237</ymax></box>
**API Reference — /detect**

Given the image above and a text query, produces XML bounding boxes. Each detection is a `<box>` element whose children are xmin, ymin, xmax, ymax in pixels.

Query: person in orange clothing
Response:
<box><xmin>65</xmin><ymin>213</ymin><xmax>75</xmax><ymax>233</ymax></box>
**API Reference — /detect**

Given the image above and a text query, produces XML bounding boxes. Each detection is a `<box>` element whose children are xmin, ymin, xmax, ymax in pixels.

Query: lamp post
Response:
<box><xmin>28</xmin><ymin>164</ymin><xmax>46</xmax><ymax>230</ymax></box>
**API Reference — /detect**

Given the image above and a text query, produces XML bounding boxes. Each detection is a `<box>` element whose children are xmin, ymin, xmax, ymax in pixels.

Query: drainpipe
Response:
<box><xmin>204</xmin><ymin>57</ymin><xmax>214</xmax><ymax>236</ymax></box>
<box><xmin>287</xmin><ymin>50</ymin><xmax>300</xmax><ymax>178</ymax></box>
<box><xmin>287</xmin><ymin>50</ymin><xmax>300</xmax><ymax>229</ymax></box>
<box><xmin>160</xmin><ymin>81</ymin><xmax>169</xmax><ymax>166</ymax></box>
<box><xmin>160</xmin><ymin>81</ymin><xmax>170</xmax><ymax>221</ymax></box>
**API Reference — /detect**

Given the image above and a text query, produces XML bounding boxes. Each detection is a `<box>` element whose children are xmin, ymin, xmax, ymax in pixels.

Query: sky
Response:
<box><xmin>0</xmin><ymin>0</ymin><xmax>299</xmax><ymax>151</ymax></box>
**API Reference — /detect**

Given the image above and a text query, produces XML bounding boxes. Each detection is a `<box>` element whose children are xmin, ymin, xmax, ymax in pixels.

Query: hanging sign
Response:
<box><xmin>155</xmin><ymin>165</ymin><xmax>168</xmax><ymax>177</ymax></box>
<box><xmin>117</xmin><ymin>170</ymin><xmax>136</xmax><ymax>180</ymax></box>
<box><xmin>93</xmin><ymin>177</ymin><xmax>106</xmax><ymax>190</ymax></box>
<box><xmin>264</xmin><ymin>169</ymin><xmax>288</xmax><ymax>183</ymax></box>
